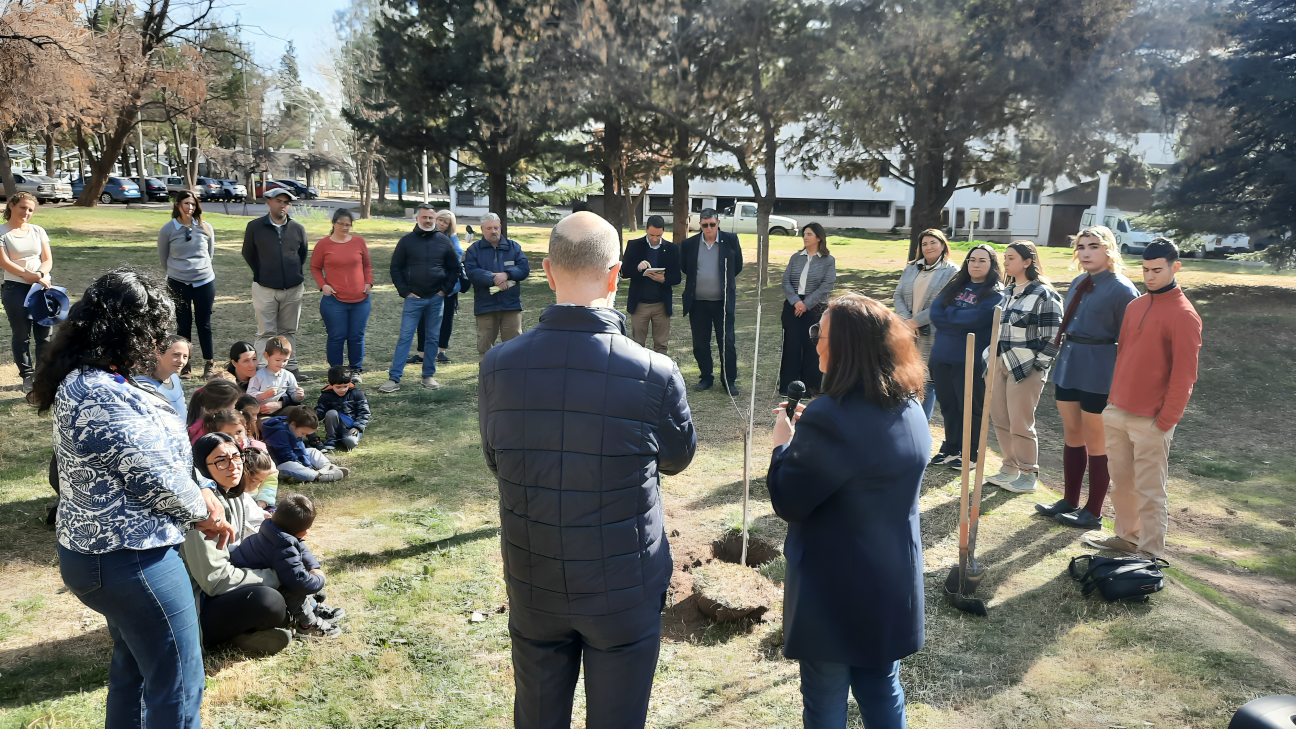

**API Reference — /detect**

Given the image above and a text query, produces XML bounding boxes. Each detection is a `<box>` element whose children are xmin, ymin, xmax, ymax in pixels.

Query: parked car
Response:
<box><xmin>70</xmin><ymin>176</ymin><xmax>142</xmax><ymax>204</ymax></box>
<box><xmin>3</xmin><ymin>173</ymin><xmax>60</xmax><ymax>203</ymax></box>
<box><xmin>1194</xmin><ymin>234</ymin><xmax>1251</xmax><ymax>259</ymax></box>
<box><xmin>194</xmin><ymin>176</ymin><xmax>224</xmax><ymax>200</ymax></box>
<box><xmin>1079</xmin><ymin>207</ymin><xmax>1156</xmax><ymax>255</ymax></box>
<box><xmin>47</xmin><ymin>176</ymin><xmax>74</xmax><ymax>203</ymax></box>
<box><xmin>688</xmin><ymin>201</ymin><xmax>799</xmax><ymax>236</ymax></box>
<box><xmin>255</xmin><ymin>179</ymin><xmax>291</xmax><ymax>199</ymax></box>
<box><xmin>216</xmin><ymin>179</ymin><xmax>249</xmax><ymax>202</ymax></box>
<box><xmin>274</xmin><ymin>179</ymin><xmax>318</xmax><ymax>200</ymax></box>
<box><xmin>164</xmin><ymin>176</ymin><xmax>192</xmax><ymax>199</ymax></box>
<box><xmin>131</xmin><ymin>177</ymin><xmax>170</xmax><ymax>202</ymax></box>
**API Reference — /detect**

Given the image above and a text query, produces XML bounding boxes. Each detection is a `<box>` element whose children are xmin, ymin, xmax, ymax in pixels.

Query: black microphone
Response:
<box><xmin>785</xmin><ymin>380</ymin><xmax>807</xmax><ymax>424</ymax></box>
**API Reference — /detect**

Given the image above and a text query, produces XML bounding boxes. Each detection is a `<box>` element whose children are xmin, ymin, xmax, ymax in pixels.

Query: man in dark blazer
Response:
<box><xmin>621</xmin><ymin>215</ymin><xmax>682</xmax><ymax>354</ymax></box>
<box><xmin>681</xmin><ymin>208</ymin><xmax>743</xmax><ymax>395</ymax></box>
<box><xmin>479</xmin><ymin>212</ymin><xmax>696</xmax><ymax>729</ymax></box>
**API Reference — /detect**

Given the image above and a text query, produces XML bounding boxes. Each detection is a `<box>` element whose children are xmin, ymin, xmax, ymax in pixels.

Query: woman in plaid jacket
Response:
<box><xmin>987</xmin><ymin>242</ymin><xmax>1063</xmax><ymax>493</ymax></box>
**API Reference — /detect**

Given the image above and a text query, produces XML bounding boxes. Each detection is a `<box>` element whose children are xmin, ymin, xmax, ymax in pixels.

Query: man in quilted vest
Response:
<box><xmin>478</xmin><ymin>211</ymin><xmax>696</xmax><ymax>728</ymax></box>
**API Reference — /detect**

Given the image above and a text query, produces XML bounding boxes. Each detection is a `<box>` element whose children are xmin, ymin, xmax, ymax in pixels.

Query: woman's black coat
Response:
<box><xmin>767</xmin><ymin>391</ymin><xmax>931</xmax><ymax>666</ymax></box>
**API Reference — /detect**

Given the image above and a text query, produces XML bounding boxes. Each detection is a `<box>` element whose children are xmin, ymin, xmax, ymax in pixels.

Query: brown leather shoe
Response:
<box><xmin>201</xmin><ymin>359</ymin><xmax>214</xmax><ymax>380</ymax></box>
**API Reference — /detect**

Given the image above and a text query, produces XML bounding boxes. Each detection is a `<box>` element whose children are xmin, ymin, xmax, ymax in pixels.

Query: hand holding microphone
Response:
<box><xmin>772</xmin><ymin>380</ymin><xmax>807</xmax><ymax>448</ymax></box>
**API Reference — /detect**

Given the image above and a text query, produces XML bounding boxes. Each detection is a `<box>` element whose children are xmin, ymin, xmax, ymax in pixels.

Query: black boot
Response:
<box><xmin>1055</xmin><ymin>507</ymin><xmax>1101</xmax><ymax>529</ymax></box>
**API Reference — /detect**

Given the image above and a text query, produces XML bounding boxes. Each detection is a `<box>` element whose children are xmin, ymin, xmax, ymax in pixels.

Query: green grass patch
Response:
<box><xmin>1188</xmin><ymin>459</ymin><xmax>1252</xmax><ymax>482</ymax></box>
<box><xmin>1165</xmin><ymin>567</ymin><xmax>1296</xmax><ymax>648</ymax></box>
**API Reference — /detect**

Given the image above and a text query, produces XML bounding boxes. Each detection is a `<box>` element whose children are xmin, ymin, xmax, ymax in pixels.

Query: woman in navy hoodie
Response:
<box><xmin>928</xmin><ymin>244</ymin><xmax>1004</xmax><ymax>470</ymax></box>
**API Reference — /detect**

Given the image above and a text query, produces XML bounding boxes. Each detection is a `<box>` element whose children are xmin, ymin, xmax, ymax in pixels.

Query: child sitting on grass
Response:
<box><xmin>236</xmin><ymin>394</ymin><xmax>263</xmax><ymax>440</ymax></box>
<box><xmin>262</xmin><ymin>406</ymin><xmax>350</xmax><ymax>483</ymax></box>
<box><xmin>239</xmin><ymin>448</ymin><xmax>280</xmax><ymax>529</ymax></box>
<box><xmin>230</xmin><ymin>493</ymin><xmax>344</xmax><ymax>638</ymax></box>
<box><xmin>248</xmin><ymin>336</ymin><xmax>305</xmax><ymax>407</ymax></box>
<box><xmin>138</xmin><ymin>334</ymin><xmax>191</xmax><ymax>422</ymax></box>
<box><xmin>315</xmin><ymin>366</ymin><xmax>371</xmax><ymax>453</ymax></box>
<box><xmin>206</xmin><ymin>408</ymin><xmax>280</xmax><ymax>511</ymax></box>
<box><xmin>185</xmin><ymin>379</ymin><xmax>242</xmax><ymax>444</ymax></box>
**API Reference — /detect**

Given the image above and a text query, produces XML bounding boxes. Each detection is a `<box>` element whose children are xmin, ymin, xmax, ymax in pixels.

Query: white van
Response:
<box><xmin>688</xmin><ymin>201</ymin><xmax>799</xmax><ymax>236</ymax></box>
<box><xmin>1078</xmin><ymin>208</ymin><xmax>1156</xmax><ymax>255</ymax></box>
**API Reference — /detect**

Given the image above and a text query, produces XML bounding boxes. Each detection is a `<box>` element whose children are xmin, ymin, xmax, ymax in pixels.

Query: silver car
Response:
<box><xmin>164</xmin><ymin>176</ymin><xmax>193</xmax><ymax>200</ymax></box>
<box><xmin>5</xmin><ymin>173</ymin><xmax>59</xmax><ymax>202</ymax></box>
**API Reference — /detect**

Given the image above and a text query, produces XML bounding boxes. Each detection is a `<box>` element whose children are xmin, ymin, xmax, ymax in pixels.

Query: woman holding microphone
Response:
<box><xmin>768</xmin><ymin>293</ymin><xmax>929</xmax><ymax>729</ymax></box>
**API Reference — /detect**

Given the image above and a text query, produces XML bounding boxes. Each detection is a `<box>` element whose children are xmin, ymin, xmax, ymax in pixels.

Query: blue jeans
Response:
<box><xmin>389</xmin><ymin>295</ymin><xmax>444</xmax><ymax>381</ymax></box>
<box><xmin>800</xmin><ymin>659</ymin><xmax>905</xmax><ymax>729</ymax></box>
<box><xmin>319</xmin><ymin>294</ymin><xmax>371</xmax><ymax>369</ymax></box>
<box><xmin>922</xmin><ymin>382</ymin><xmax>936</xmax><ymax>421</ymax></box>
<box><xmin>57</xmin><ymin>544</ymin><xmax>204</xmax><ymax>729</ymax></box>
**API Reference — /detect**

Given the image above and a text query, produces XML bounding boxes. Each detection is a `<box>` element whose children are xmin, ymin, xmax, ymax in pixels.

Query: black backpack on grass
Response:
<box><xmin>1069</xmin><ymin>554</ymin><xmax>1168</xmax><ymax>602</ymax></box>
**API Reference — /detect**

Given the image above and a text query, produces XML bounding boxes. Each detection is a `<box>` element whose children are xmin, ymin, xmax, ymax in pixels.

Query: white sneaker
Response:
<box><xmin>999</xmin><ymin>472</ymin><xmax>1039</xmax><ymax>493</ymax></box>
<box><xmin>986</xmin><ymin>468</ymin><xmax>1019</xmax><ymax>487</ymax></box>
<box><xmin>378</xmin><ymin>379</ymin><xmax>400</xmax><ymax>393</ymax></box>
<box><xmin>421</xmin><ymin>377</ymin><xmax>440</xmax><ymax>390</ymax></box>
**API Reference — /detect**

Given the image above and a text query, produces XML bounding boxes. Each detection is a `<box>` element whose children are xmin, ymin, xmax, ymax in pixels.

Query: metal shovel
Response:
<box><xmin>944</xmin><ymin>307</ymin><xmax>1003</xmax><ymax>616</ymax></box>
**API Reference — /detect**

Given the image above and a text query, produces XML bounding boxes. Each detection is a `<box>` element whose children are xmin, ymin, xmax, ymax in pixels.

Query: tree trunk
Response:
<box><xmin>672</xmin><ymin>124</ymin><xmax>690</xmax><ymax>244</ymax></box>
<box><xmin>397</xmin><ymin>161</ymin><xmax>405</xmax><ymax>203</ymax></box>
<box><xmin>0</xmin><ymin>129</ymin><xmax>17</xmax><ymax>199</ymax></box>
<box><xmin>186</xmin><ymin>125</ymin><xmax>199</xmax><ymax>189</ymax></box>
<box><xmin>358</xmin><ymin>147</ymin><xmax>374</xmax><ymax>220</ymax></box>
<box><xmin>45</xmin><ymin>133</ymin><xmax>56</xmax><ymax>177</ymax></box>
<box><xmin>376</xmin><ymin>159</ymin><xmax>388</xmax><ymax>202</ymax></box>
<box><xmin>601</xmin><ymin>113</ymin><xmax>624</xmax><ymax>245</ymax></box>
<box><xmin>488</xmin><ymin>166</ymin><xmax>509</xmax><ymax>240</ymax></box>
<box><xmin>907</xmin><ymin>152</ymin><xmax>960</xmax><ymax>260</ymax></box>
<box><xmin>75</xmin><ymin>111</ymin><xmax>137</xmax><ymax>207</ymax></box>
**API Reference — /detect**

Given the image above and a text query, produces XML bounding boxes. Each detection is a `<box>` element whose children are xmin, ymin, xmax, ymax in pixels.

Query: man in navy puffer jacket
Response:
<box><xmin>479</xmin><ymin>212</ymin><xmax>696</xmax><ymax>729</ymax></box>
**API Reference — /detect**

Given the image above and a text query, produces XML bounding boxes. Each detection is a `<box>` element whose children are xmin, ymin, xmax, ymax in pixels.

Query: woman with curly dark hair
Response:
<box><xmin>33</xmin><ymin>267</ymin><xmax>234</xmax><ymax>728</ymax></box>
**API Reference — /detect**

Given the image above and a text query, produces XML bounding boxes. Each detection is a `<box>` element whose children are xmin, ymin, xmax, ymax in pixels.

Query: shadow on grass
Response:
<box><xmin>680</xmin><ymin>478</ymin><xmax>768</xmax><ymax>512</ymax></box>
<box><xmin>0</xmin><ymin>496</ymin><xmax>59</xmax><ymax>565</ymax></box>
<box><xmin>0</xmin><ymin>628</ymin><xmax>111</xmax><ymax>708</ymax></box>
<box><xmin>327</xmin><ymin>526</ymin><xmax>500</xmax><ymax>569</ymax></box>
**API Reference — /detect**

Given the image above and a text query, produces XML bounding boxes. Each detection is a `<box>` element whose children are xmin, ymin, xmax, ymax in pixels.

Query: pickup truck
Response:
<box><xmin>688</xmin><ymin>201</ymin><xmax>799</xmax><ymax>236</ymax></box>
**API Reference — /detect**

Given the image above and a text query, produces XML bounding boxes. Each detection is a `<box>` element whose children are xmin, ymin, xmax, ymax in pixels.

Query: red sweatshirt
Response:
<box><xmin>310</xmin><ymin>235</ymin><xmax>373</xmax><ymax>303</ymax></box>
<box><xmin>1108</xmin><ymin>285</ymin><xmax>1202</xmax><ymax>431</ymax></box>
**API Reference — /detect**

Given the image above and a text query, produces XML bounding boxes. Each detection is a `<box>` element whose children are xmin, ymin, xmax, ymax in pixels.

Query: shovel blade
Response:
<box><xmin>943</xmin><ymin>559</ymin><xmax>987</xmax><ymax>597</ymax></box>
<box><xmin>944</xmin><ymin>584</ymin><xmax>988</xmax><ymax>616</ymax></box>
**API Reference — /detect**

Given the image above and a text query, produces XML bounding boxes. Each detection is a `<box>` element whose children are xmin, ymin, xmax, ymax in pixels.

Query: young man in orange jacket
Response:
<box><xmin>1084</xmin><ymin>239</ymin><xmax>1202</xmax><ymax>559</ymax></box>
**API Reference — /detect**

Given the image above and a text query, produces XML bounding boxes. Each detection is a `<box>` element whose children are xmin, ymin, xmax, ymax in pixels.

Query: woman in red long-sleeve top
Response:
<box><xmin>311</xmin><ymin>209</ymin><xmax>373</xmax><ymax>380</ymax></box>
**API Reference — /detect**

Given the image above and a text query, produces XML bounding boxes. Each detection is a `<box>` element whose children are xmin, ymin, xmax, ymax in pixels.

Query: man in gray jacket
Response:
<box><xmin>242</xmin><ymin>189</ymin><xmax>311</xmax><ymax>380</ymax></box>
<box><xmin>478</xmin><ymin>212</ymin><xmax>696</xmax><ymax>729</ymax></box>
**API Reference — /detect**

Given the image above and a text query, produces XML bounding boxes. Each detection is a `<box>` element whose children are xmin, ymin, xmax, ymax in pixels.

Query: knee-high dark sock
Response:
<box><xmin>1083</xmin><ymin>454</ymin><xmax>1110</xmax><ymax>516</ymax></box>
<box><xmin>1063</xmin><ymin>445</ymin><xmax>1087</xmax><ymax>507</ymax></box>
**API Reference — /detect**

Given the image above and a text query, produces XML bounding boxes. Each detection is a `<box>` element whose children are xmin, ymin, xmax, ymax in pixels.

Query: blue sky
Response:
<box><xmin>218</xmin><ymin>0</ymin><xmax>352</xmax><ymax>98</ymax></box>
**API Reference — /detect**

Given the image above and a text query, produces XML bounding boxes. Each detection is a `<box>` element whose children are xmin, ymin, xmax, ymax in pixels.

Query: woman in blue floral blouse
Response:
<box><xmin>31</xmin><ymin>267</ymin><xmax>234</xmax><ymax>729</ymax></box>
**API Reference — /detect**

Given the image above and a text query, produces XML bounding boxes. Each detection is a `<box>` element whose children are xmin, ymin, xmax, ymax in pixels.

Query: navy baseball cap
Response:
<box><xmin>1143</xmin><ymin>238</ymin><xmax>1178</xmax><ymax>260</ymax></box>
<box><xmin>27</xmin><ymin>286</ymin><xmax>71</xmax><ymax>327</ymax></box>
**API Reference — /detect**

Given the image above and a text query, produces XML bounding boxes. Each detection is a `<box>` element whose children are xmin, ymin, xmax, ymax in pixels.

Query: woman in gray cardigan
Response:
<box><xmin>893</xmin><ymin>228</ymin><xmax>959</xmax><ymax>420</ymax></box>
<box><xmin>779</xmin><ymin>223</ymin><xmax>836</xmax><ymax>395</ymax></box>
<box><xmin>158</xmin><ymin>191</ymin><xmax>217</xmax><ymax>379</ymax></box>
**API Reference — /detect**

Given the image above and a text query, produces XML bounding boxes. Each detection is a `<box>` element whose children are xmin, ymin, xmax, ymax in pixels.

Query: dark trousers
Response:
<box><xmin>510</xmin><ymin>594</ymin><xmax>665</xmax><ymax>729</ymax></box>
<box><xmin>799</xmin><ymin>659</ymin><xmax>905</xmax><ymax>729</ymax></box>
<box><xmin>2</xmin><ymin>280</ymin><xmax>53</xmax><ymax>378</ymax></box>
<box><xmin>779</xmin><ymin>300</ymin><xmax>823</xmax><ymax>395</ymax></box>
<box><xmin>167</xmin><ymin>278</ymin><xmax>216</xmax><ymax>360</ymax></box>
<box><xmin>932</xmin><ymin>359</ymin><xmax>986</xmax><ymax>460</ymax></box>
<box><xmin>197</xmin><ymin>585</ymin><xmax>290</xmax><ymax>647</ymax></box>
<box><xmin>417</xmin><ymin>291</ymin><xmax>459</xmax><ymax>352</ymax></box>
<box><xmin>688</xmin><ymin>299</ymin><xmax>737</xmax><ymax>385</ymax></box>
<box><xmin>57</xmin><ymin>544</ymin><xmax>204</xmax><ymax>729</ymax></box>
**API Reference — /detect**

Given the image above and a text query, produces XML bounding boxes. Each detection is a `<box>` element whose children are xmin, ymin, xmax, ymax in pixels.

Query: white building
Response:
<box><xmin>450</xmin><ymin>132</ymin><xmax>1178</xmax><ymax>248</ymax></box>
